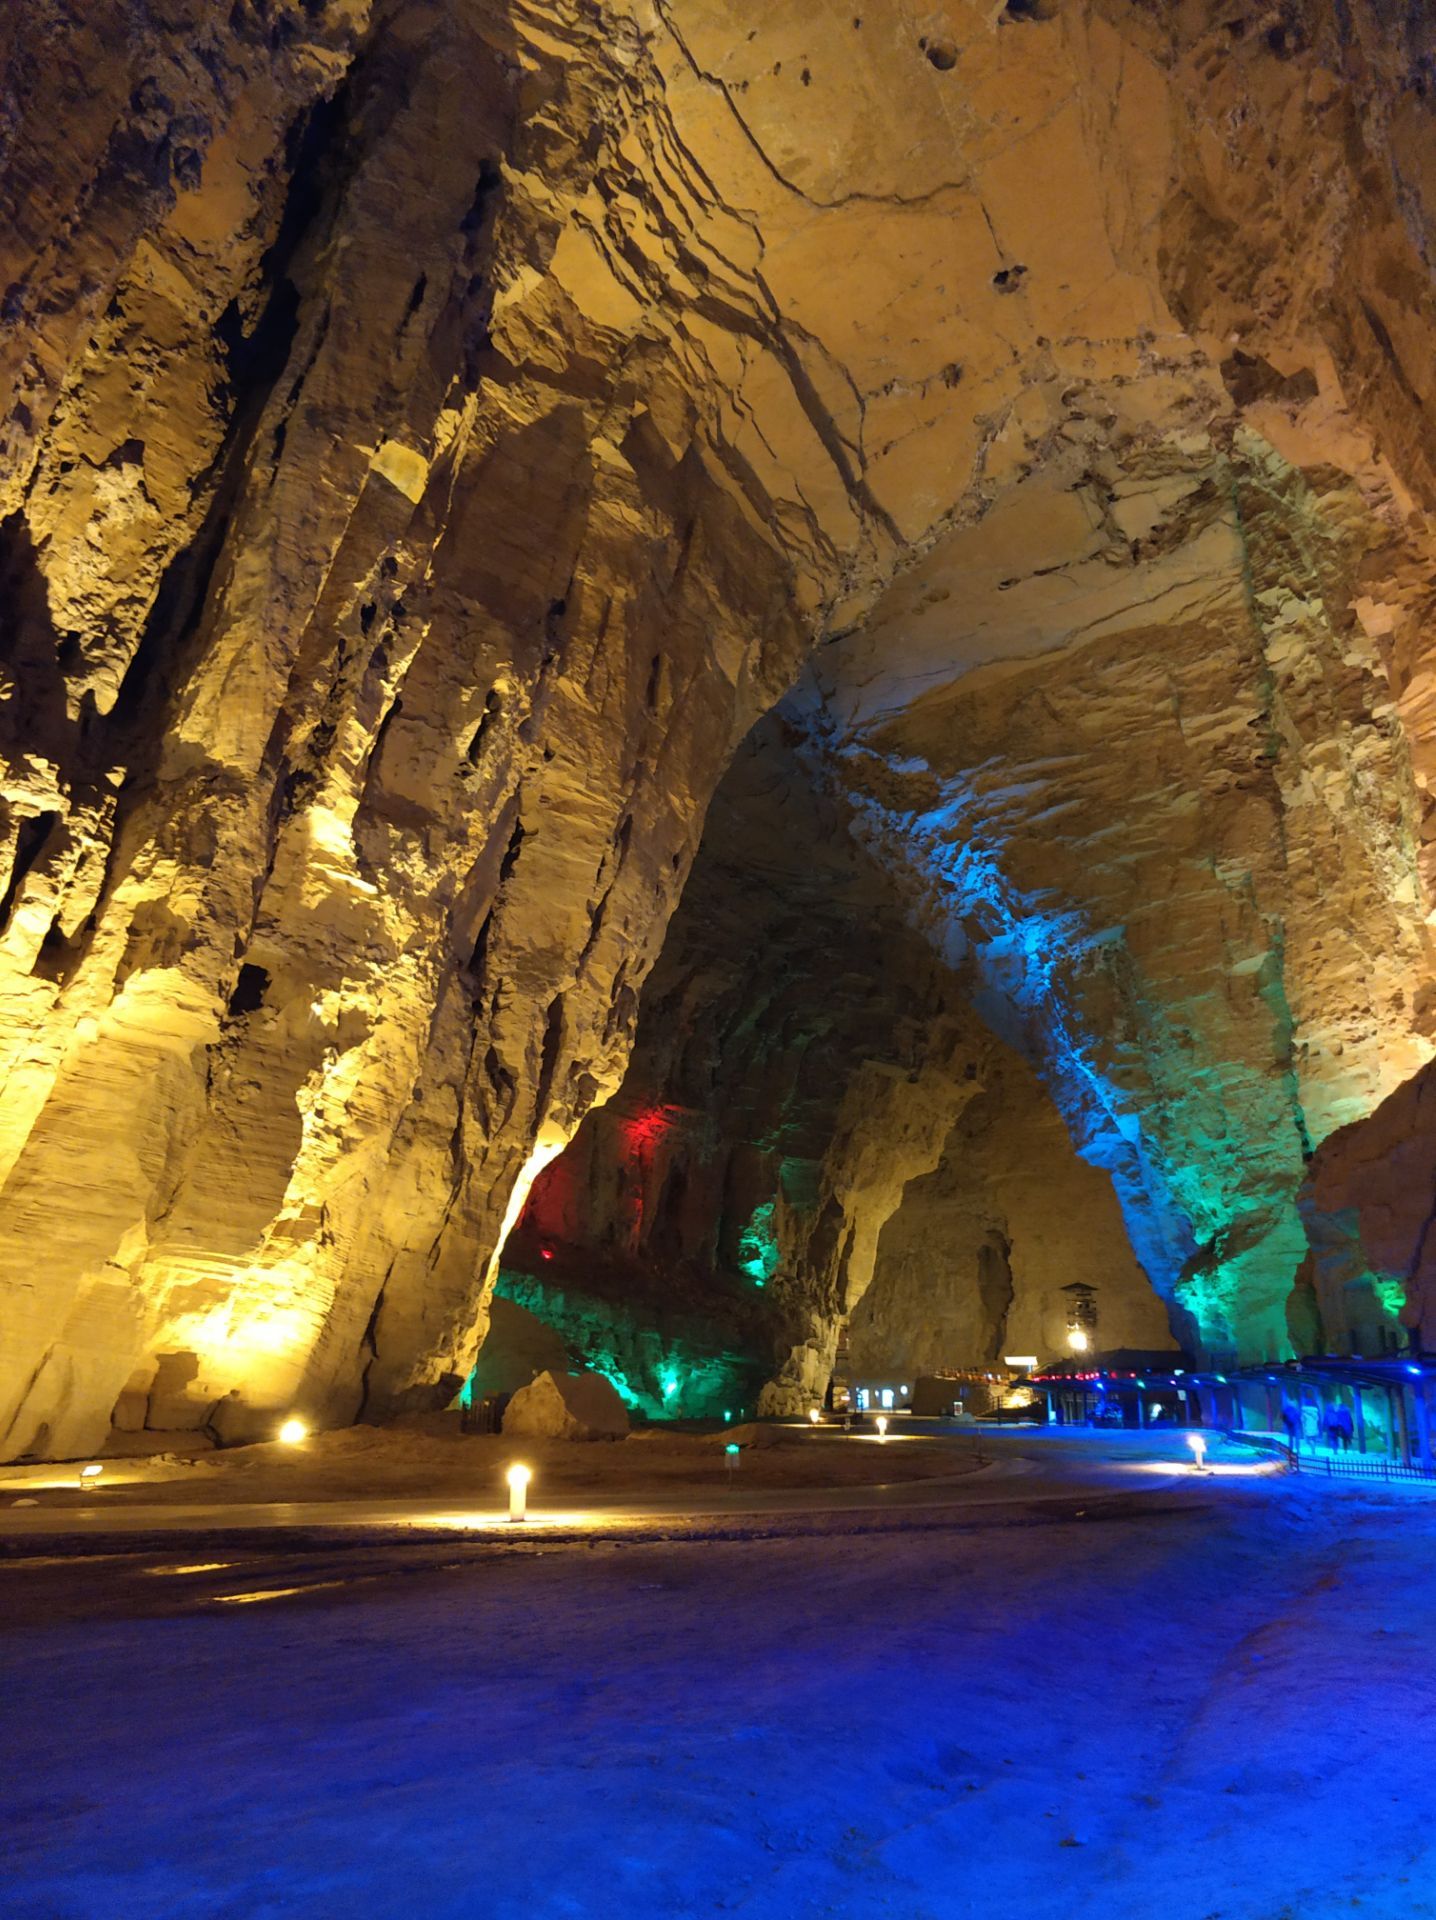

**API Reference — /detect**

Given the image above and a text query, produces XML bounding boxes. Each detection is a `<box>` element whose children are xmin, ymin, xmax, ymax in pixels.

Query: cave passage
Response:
<box><xmin>0</xmin><ymin>1</ymin><xmax>1432</xmax><ymax>1472</ymax></box>
<box><xmin>4</xmin><ymin>0</ymin><xmax>1436</xmax><ymax>1463</ymax></box>
<box><xmin>9</xmin><ymin>2</ymin><xmax>1436</xmax><ymax>1911</ymax></box>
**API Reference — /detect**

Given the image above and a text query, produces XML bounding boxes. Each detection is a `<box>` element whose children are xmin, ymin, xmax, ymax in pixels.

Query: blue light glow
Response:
<box><xmin>834</xmin><ymin>751</ymin><xmax>1315</xmax><ymax>1357</ymax></box>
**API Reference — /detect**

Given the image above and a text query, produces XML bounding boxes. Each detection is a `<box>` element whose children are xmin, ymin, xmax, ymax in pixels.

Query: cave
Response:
<box><xmin>11</xmin><ymin>3</ymin><xmax>1436</xmax><ymax>1911</ymax></box>
<box><xmin>2</xmin><ymin>0</ymin><xmax>1436</xmax><ymax>1459</ymax></box>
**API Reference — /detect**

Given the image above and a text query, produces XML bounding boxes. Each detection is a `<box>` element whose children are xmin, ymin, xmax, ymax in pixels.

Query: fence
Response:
<box><xmin>1290</xmin><ymin>1448</ymin><xmax>1436</xmax><ymax>1483</ymax></box>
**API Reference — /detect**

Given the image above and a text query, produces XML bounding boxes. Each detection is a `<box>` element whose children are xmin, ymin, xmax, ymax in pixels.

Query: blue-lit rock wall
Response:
<box><xmin>803</xmin><ymin>440</ymin><xmax>1432</xmax><ymax>1363</ymax></box>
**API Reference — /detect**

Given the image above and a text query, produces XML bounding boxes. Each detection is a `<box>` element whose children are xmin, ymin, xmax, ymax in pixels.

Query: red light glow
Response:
<box><xmin>621</xmin><ymin>1106</ymin><xmax>676</xmax><ymax>1153</ymax></box>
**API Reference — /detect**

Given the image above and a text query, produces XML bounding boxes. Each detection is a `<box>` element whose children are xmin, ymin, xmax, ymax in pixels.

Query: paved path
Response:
<box><xmin>0</xmin><ymin>1429</ymin><xmax>1299</xmax><ymax>1631</ymax></box>
<box><xmin>0</xmin><ymin>1428</ymin><xmax>1275</xmax><ymax>1558</ymax></box>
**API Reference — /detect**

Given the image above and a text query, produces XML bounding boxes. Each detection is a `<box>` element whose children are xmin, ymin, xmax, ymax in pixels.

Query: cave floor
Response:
<box><xmin>4</xmin><ymin>1436</ymin><xmax>1435</xmax><ymax>1920</ymax></box>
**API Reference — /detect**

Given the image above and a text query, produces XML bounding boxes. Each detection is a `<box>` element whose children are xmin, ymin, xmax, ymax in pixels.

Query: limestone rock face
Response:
<box><xmin>0</xmin><ymin>0</ymin><xmax>812</xmax><ymax>1459</ymax></box>
<box><xmin>802</xmin><ymin>427</ymin><xmax>1432</xmax><ymax>1360</ymax></box>
<box><xmin>502</xmin><ymin>1368</ymin><xmax>629</xmax><ymax>1441</ymax></box>
<box><xmin>851</xmin><ymin>1045</ymin><xmax>1175</xmax><ymax>1380</ymax></box>
<box><xmin>490</xmin><ymin>712</ymin><xmax>1174</xmax><ymax>1410</ymax></box>
<box><xmin>4</xmin><ymin>0</ymin><xmax>1436</xmax><ymax>1455</ymax></box>
<box><xmin>1299</xmin><ymin>1060</ymin><xmax>1436</xmax><ymax>1356</ymax></box>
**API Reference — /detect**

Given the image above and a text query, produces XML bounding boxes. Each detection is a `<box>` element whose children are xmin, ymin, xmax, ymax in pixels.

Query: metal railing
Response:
<box><xmin>1224</xmin><ymin>1430</ymin><xmax>1295</xmax><ymax>1468</ymax></box>
<box><xmin>1215</xmin><ymin>1429</ymin><xmax>1436</xmax><ymax>1481</ymax></box>
<box><xmin>1290</xmin><ymin>1448</ymin><xmax>1436</xmax><ymax>1483</ymax></box>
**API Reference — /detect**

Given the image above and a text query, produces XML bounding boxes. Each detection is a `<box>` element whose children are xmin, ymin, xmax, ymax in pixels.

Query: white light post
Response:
<box><xmin>808</xmin><ymin>1407</ymin><xmax>821</xmax><ymax>1426</ymax></box>
<box><xmin>876</xmin><ymin>1415</ymin><xmax>889</xmax><ymax>1440</ymax></box>
<box><xmin>77</xmin><ymin>1463</ymin><xmax>104</xmax><ymax>1493</ymax></box>
<box><xmin>1187</xmin><ymin>1431</ymin><xmax>1208</xmax><ymax>1473</ymax></box>
<box><xmin>507</xmin><ymin>1462</ymin><xmax>532</xmax><ymax>1522</ymax></box>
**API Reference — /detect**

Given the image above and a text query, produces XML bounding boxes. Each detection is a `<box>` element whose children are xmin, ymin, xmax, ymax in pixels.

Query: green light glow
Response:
<box><xmin>596</xmin><ymin>1365</ymin><xmax>641</xmax><ymax>1409</ymax></box>
<box><xmin>1373</xmin><ymin>1275</ymin><xmax>1406</xmax><ymax>1320</ymax></box>
<box><xmin>492</xmin><ymin>1269</ymin><xmax>765</xmax><ymax>1421</ymax></box>
<box><xmin>737</xmin><ymin>1201</ymin><xmax>781</xmax><ymax>1285</ymax></box>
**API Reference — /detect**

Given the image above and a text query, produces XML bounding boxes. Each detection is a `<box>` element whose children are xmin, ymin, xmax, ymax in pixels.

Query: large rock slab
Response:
<box><xmin>502</xmin><ymin>1369</ymin><xmax>629</xmax><ymax>1441</ymax></box>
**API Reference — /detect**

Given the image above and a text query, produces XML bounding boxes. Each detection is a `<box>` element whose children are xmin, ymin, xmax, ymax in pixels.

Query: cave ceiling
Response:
<box><xmin>2</xmin><ymin>0</ymin><xmax>1436</xmax><ymax>1456</ymax></box>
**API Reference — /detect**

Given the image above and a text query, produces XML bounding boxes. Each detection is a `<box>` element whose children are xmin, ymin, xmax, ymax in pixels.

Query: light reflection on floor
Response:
<box><xmin>406</xmin><ymin>1508</ymin><xmax>640</xmax><ymax>1534</ymax></box>
<box><xmin>1120</xmin><ymin>1458</ymin><xmax>1287</xmax><ymax>1478</ymax></box>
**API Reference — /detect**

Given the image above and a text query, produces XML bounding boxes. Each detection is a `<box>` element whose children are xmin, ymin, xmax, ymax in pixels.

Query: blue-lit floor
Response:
<box><xmin>4</xmin><ymin>1480</ymin><xmax>1434</xmax><ymax>1918</ymax></box>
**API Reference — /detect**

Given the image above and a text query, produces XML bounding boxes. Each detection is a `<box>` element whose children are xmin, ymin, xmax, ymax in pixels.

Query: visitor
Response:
<box><xmin>1324</xmin><ymin>1403</ymin><xmax>1354</xmax><ymax>1453</ymax></box>
<box><xmin>1400</xmin><ymin>1272</ymin><xmax>1436</xmax><ymax>1358</ymax></box>
<box><xmin>1397</xmin><ymin>1267</ymin><xmax>1436</xmax><ymax>1359</ymax></box>
<box><xmin>1280</xmin><ymin>1397</ymin><xmax>1299</xmax><ymax>1452</ymax></box>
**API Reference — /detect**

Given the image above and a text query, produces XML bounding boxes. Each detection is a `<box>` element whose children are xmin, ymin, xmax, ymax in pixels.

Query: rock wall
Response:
<box><xmin>793</xmin><ymin>0</ymin><xmax>1436</xmax><ymax>1357</ymax></box>
<box><xmin>0</xmin><ymin>0</ymin><xmax>817</xmax><ymax>1457</ymax></box>
<box><xmin>495</xmin><ymin>713</ymin><xmax>1005</xmax><ymax>1415</ymax></box>
<box><xmin>849</xmin><ymin>1046</ymin><xmax>1175</xmax><ymax>1381</ymax></box>
<box><xmin>4</xmin><ymin>0</ymin><xmax>1436</xmax><ymax>1453</ymax></box>
<box><xmin>492</xmin><ymin>710</ymin><xmax>1176</xmax><ymax>1410</ymax></box>
<box><xmin>1299</xmin><ymin>1057</ymin><xmax>1436</xmax><ymax>1357</ymax></box>
<box><xmin>804</xmin><ymin>430</ymin><xmax>1433</xmax><ymax>1361</ymax></box>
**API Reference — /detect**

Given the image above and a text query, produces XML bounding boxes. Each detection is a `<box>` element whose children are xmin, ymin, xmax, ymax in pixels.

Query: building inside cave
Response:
<box><xmin>4</xmin><ymin>0</ymin><xmax>1436</xmax><ymax>1461</ymax></box>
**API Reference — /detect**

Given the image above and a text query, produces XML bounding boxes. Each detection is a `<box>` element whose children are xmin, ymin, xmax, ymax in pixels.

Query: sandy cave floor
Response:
<box><xmin>4</xmin><ymin>1438</ymin><xmax>1436</xmax><ymax>1920</ymax></box>
<box><xmin>0</xmin><ymin>1418</ymin><xmax>991</xmax><ymax>1509</ymax></box>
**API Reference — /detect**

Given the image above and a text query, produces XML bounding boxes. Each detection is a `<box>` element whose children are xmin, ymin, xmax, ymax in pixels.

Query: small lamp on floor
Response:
<box><xmin>507</xmin><ymin>1462</ymin><xmax>532</xmax><ymax>1523</ymax></box>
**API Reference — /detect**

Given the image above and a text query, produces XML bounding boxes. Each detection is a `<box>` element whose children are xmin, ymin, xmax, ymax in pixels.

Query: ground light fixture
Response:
<box><xmin>507</xmin><ymin>1462</ymin><xmax>532</xmax><ymax>1522</ymax></box>
<box><xmin>77</xmin><ymin>1463</ymin><xmax>103</xmax><ymax>1491</ymax></box>
<box><xmin>808</xmin><ymin>1407</ymin><xmax>821</xmax><ymax>1425</ymax></box>
<box><xmin>876</xmin><ymin>1415</ymin><xmax>889</xmax><ymax>1439</ymax></box>
<box><xmin>277</xmin><ymin>1417</ymin><xmax>308</xmax><ymax>1446</ymax></box>
<box><xmin>1187</xmin><ymin>1432</ymin><xmax>1208</xmax><ymax>1472</ymax></box>
<box><xmin>725</xmin><ymin>1442</ymin><xmax>740</xmax><ymax>1482</ymax></box>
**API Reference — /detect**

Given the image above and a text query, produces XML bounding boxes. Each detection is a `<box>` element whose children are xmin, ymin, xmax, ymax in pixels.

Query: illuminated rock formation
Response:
<box><xmin>850</xmin><ymin>1042</ymin><xmax>1175</xmax><ymax>1380</ymax></box>
<box><xmin>495</xmin><ymin>713</ymin><xmax>1012</xmax><ymax>1416</ymax></box>
<box><xmin>4</xmin><ymin>0</ymin><xmax>1436</xmax><ymax>1455</ymax></box>
<box><xmin>800</xmin><ymin>428</ymin><xmax>1432</xmax><ymax>1362</ymax></box>
<box><xmin>1299</xmin><ymin>1058</ymin><xmax>1436</xmax><ymax>1358</ymax></box>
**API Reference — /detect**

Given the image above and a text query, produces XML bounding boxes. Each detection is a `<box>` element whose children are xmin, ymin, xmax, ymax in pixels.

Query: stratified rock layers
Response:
<box><xmin>850</xmin><ymin>1045</ymin><xmax>1175</xmax><ymax>1380</ymax></box>
<box><xmin>3</xmin><ymin>1</ymin><xmax>1436</xmax><ymax>1454</ymax></box>
<box><xmin>497</xmin><ymin>712</ymin><xmax>1014</xmax><ymax>1416</ymax></box>
<box><xmin>0</xmin><ymin>0</ymin><xmax>813</xmax><ymax>1456</ymax></box>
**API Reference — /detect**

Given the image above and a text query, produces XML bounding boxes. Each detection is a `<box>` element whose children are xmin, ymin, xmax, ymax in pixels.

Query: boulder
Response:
<box><xmin>502</xmin><ymin>1370</ymin><xmax>629</xmax><ymax>1441</ymax></box>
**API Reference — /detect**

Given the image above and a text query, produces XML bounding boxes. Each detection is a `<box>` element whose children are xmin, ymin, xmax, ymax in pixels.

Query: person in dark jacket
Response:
<box><xmin>1400</xmin><ymin>1274</ymin><xmax>1436</xmax><ymax>1357</ymax></box>
<box><xmin>1324</xmin><ymin>1403</ymin><xmax>1354</xmax><ymax>1452</ymax></box>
